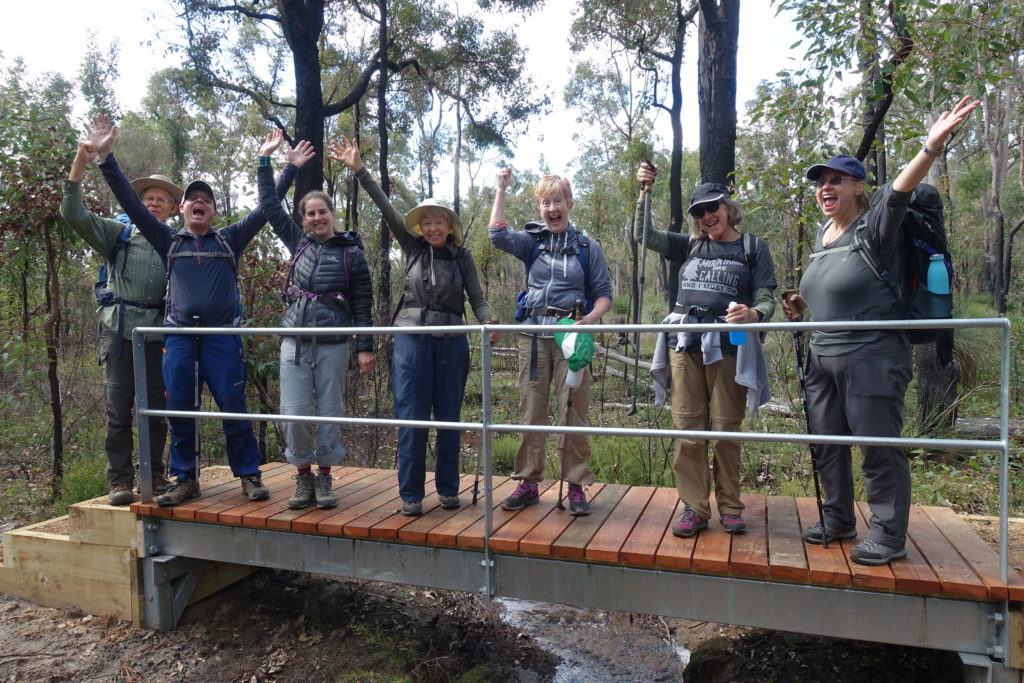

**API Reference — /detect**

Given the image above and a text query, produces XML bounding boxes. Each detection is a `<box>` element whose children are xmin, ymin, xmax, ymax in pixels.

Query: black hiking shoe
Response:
<box><xmin>501</xmin><ymin>480</ymin><xmax>539</xmax><ymax>511</ymax></box>
<box><xmin>849</xmin><ymin>538</ymin><xmax>907</xmax><ymax>566</ymax></box>
<box><xmin>802</xmin><ymin>521</ymin><xmax>858</xmax><ymax>545</ymax></box>
<box><xmin>156</xmin><ymin>478</ymin><xmax>200</xmax><ymax>507</ymax></box>
<box><xmin>240</xmin><ymin>474</ymin><xmax>270</xmax><ymax>501</ymax></box>
<box><xmin>438</xmin><ymin>494</ymin><xmax>461</xmax><ymax>510</ymax></box>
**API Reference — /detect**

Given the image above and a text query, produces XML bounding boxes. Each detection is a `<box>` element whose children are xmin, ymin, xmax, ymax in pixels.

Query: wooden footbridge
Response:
<box><xmin>0</xmin><ymin>319</ymin><xmax>1020</xmax><ymax>681</ymax></box>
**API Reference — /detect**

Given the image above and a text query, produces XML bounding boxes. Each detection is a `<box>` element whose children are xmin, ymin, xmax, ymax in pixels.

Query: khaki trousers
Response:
<box><xmin>512</xmin><ymin>334</ymin><xmax>595</xmax><ymax>485</ymax></box>
<box><xmin>669</xmin><ymin>350</ymin><xmax>747</xmax><ymax>519</ymax></box>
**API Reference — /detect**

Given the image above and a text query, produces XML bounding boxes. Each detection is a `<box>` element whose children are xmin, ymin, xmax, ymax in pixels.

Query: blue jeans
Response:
<box><xmin>163</xmin><ymin>333</ymin><xmax>262</xmax><ymax>481</ymax></box>
<box><xmin>392</xmin><ymin>333</ymin><xmax>469</xmax><ymax>503</ymax></box>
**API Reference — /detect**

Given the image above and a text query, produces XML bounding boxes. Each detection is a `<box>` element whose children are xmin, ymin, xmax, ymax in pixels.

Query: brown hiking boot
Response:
<box><xmin>156</xmin><ymin>478</ymin><xmax>200</xmax><ymax>507</ymax></box>
<box><xmin>108</xmin><ymin>482</ymin><xmax>135</xmax><ymax>506</ymax></box>
<box><xmin>240</xmin><ymin>473</ymin><xmax>270</xmax><ymax>501</ymax></box>
<box><xmin>313</xmin><ymin>472</ymin><xmax>337</xmax><ymax>509</ymax></box>
<box><xmin>288</xmin><ymin>472</ymin><xmax>315</xmax><ymax>509</ymax></box>
<box><xmin>152</xmin><ymin>475</ymin><xmax>171</xmax><ymax>495</ymax></box>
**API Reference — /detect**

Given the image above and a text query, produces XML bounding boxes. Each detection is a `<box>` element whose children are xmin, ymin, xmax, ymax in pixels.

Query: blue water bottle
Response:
<box><xmin>926</xmin><ymin>254</ymin><xmax>950</xmax><ymax>294</ymax></box>
<box><xmin>727</xmin><ymin>301</ymin><xmax>747</xmax><ymax>346</ymax></box>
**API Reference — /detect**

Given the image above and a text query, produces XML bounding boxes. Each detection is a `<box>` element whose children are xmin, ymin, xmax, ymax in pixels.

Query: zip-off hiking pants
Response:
<box><xmin>279</xmin><ymin>338</ymin><xmax>349</xmax><ymax>468</ymax></box>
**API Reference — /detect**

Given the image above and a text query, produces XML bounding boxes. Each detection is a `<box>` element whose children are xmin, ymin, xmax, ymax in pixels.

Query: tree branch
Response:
<box><xmin>199</xmin><ymin>2</ymin><xmax>280</xmax><ymax>22</ymax></box>
<box><xmin>854</xmin><ymin>1</ymin><xmax>914</xmax><ymax>160</ymax></box>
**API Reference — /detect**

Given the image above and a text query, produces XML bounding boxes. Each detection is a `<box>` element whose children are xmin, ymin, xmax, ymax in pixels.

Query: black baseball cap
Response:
<box><xmin>806</xmin><ymin>154</ymin><xmax>867</xmax><ymax>181</ymax></box>
<box><xmin>183</xmin><ymin>180</ymin><xmax>217</xmax><ymax>208</ymax></box>
<box><xmin>688</xmin><ymin>182</ymin><xmax>731</xmax><ymax>211</ymax></box>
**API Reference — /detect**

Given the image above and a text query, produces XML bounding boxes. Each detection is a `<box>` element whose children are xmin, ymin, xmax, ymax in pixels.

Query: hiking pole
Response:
<box><xmin>555</xmin><ymin>299</ymin><xmax>585</xmax><ymax>511</ymax></box>
<box><xmin>192</xmin><ymin>316</ymin><xmax>202</xmax><ymax>495</ymax></box>
<box><xmin>786</xmin><ymin>295</ymin><xmax>827</xmax><ymax>547</ymax></box>
<box><xmin>628</xmin><ymin>163</ymin><xmax>654</xmax><ymax>416</ymax></box>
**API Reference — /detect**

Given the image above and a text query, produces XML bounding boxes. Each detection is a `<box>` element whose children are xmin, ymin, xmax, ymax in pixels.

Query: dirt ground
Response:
<box><xmin>0</xmin><ymin>517</ymin><xmax>1020</xmax><ymax>682</ymax></box>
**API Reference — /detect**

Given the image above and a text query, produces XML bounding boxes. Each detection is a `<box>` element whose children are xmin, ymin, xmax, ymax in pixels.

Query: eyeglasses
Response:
<box><xmin>688</xmin><ymin>200</ymin><xmax>720</xmax><ymax>219</ymax></box>
<box><xmin>142</xmin><ymin>196</ymin><xmax>174</xmax><ymax>206</ymax></box>
<box><xmin>812</xmin><ymin>174</ymin><xmax>853</xmax><ymax>188</ymax></box>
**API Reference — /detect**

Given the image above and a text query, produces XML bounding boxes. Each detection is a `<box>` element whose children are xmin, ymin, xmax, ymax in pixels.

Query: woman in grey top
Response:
<box><xmin>783</xmin><ymin>96</ymin><xmax>978</xmax><ymax>566</ymax></box>
<box><xmin>635</xmin><ymin>164</ymin><xmax>776</xmax><ymax>539</ymax></box>
<box><xmin>330</xmin><ymin>136</ymin><xmax>493</xmax><ymax>517</ymax></box>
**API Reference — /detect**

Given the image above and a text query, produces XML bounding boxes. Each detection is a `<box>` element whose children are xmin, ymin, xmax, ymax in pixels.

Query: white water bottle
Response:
<box><xmin>727</xmin><ymin>301</ymin><xmax>747</xmax><ymax>345</ymax></box>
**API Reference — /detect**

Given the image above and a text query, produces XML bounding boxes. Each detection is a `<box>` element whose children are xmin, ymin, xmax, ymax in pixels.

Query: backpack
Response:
<box><xmin>166</xmin><ymin>229</ymin><xmax>238</xmax><ymax>276</ymax></box>
<box><xmin>848</xmin><ymin>182</ymin><xmax>953</xmax><ymax>345</ymax></box>
<box><xmin>94</xmin><ymin>219</ymin><xmax>134</xmax><ymax>307</ymax></box>
<box><xmin>284</xmin><ymin>232</ymin><xmax>364</xmax><ymax>312</ymax></box>
<box><xmin>513</xmin><ymin>229</ymin><xmax>593</xmax><ymax>322</ymax></box>
<box><xmin>392</xmin><ymin>241</ymin><xmax>469</xmax><ymax>325</ymax></box>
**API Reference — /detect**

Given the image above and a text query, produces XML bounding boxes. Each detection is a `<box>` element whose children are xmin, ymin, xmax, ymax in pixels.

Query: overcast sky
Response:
<box><xmin>2</xmin><ymin>1</ymin><xmax>800</xmax><ymax>178</ymax></box>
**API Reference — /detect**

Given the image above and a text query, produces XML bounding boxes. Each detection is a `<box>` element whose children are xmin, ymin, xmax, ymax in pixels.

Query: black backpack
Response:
<box><xmin>850</xmin><ymin>182</ymin><xmax>953</xmax><ymax>348</ymax></box>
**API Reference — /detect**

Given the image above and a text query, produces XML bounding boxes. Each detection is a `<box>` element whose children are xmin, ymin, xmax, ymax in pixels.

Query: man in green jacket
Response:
<box><xmin>60</xmin><ymin>140</ymin><xmax>178</xmax><ymax>505</ymax></box>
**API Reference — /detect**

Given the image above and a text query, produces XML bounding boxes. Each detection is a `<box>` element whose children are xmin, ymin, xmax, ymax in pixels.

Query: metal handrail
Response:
<box><xmin>131</xmin><ymin>317</ymin><xmax>1014</xmax><ymax>631</ymax></box>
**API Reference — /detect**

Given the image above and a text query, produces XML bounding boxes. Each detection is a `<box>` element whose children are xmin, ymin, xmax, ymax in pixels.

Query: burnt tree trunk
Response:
<box><xmin>914</xmin><ymin>346</ymin><xmax>961</xmax><ymax>435</ymax></box>
<box><xmin>697</xmin><ymin>0</ymin><xmax>739</xmax><ymax>186</ymax></box>
<box><xmin>376</xmin><ymin>0</ymin><xmax>392</xmax><ymax>331</ymax></box>
<box><xmin>41</xmin><ymin>222</ymin><xmax>64</xmax><ymax>494</ymax></box>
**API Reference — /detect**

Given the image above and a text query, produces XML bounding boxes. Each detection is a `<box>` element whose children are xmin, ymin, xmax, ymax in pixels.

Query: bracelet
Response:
<box><xmin>489</xmin><ymin>222</ymin><xmax>509</xmax><ymax>228</ymax></box>
<box><xmin>258</xmin><ymin>156</ymin><xmax>272</xmax><ymax>166</ymax></box>
<box><xmin>922</xmin><ymin>144</ymin><xmax>943</xmax><ymax>157</ymax></box>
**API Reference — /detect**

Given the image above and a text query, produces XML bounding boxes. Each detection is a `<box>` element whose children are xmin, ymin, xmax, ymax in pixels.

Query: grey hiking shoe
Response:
<box><xmin>802</xmin><ymin>521</ymin><xmax>857</xmax><ymax>545</ymax></box>
<box><xmin>156</xmin><ymin>478</ymin><xmax>200</xmax><ymax>507</ymax></box>
<box><xmin>401</xmin><ymin>501</ymin><xmax>423</xmax><ymax>516</ymax></box>
<box><xmin>672</xmin><ymin>507</ymin><xmax>708</xmax><ymax>538</ymax></box>
<box><xmin>288</xmin><ymin>472</ymin><xmax>315</xmax><ymax>509</ymax></box>
<box><xmin>240</xmin><ymin>474</ymin><xmax>270</xmax><ymax>501</ymax></box>
<box><xmin>501</xmin><ymin>480</ymin><xmax>539</xmax><ymax>511</ymax></box>
<box><xmin>314</xmin><ymin>472</ymin><xmax>337</xmax><ymax>509</ymax></box>
<box><xmin>439</xmin><ymin>494</ymin><xmax>461</xmax><ymax>510</ymax></box>
<box><xmin>849</xmin><ymin>538</ymin><xmax>906</xmax><ymax>566</ymax></box>
<box><xmin>108</xmin><ymin>482</ymin><xmax>135</xmax><ymax>506</ymax></box>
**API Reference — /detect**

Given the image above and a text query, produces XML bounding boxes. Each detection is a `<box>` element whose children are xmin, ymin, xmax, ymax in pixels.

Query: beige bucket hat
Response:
<box><xmin>130</xmin><ymin>174</ymin><xmax>184</xmax><ymax>212</ymax></box>
<box><xmin>405</xmin><ymin>198</ymin><xmax>464</xmax><ymax>246</ymax></box>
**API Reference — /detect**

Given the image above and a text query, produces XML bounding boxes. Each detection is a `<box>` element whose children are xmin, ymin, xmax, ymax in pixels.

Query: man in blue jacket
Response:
<box><xmin>90</xmin><ymin>114</ymin><xmax>284</xmax><ymax>507</ymax></box>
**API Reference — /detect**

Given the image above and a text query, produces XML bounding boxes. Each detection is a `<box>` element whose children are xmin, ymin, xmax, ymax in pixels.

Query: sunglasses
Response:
<box><xmin>812</xmin><ymin>174</ymin><xmax>854</xmax><ymax>188</ymax></box>
<box><xmin>688</xmin><ymin>200</ymin><xmax>721</xmax><ymax>219</ymax></box>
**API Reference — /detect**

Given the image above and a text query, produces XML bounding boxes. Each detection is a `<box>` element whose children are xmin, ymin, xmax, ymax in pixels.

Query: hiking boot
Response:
<box><xmin>501</xmin><ymin>480</ymin><xmax>539</xmax><ymax>511</ymax></box>
<box><xmin>314</xmin><ymin>472</ymin><xmax>337</xmax><ymax>509</ymax></box>
<box><xmin>240</xmin><ymin>474</ymin><xmax>270</xmax><ymax>501</ymax></box>
<box><xmin>567</xmin><ymin>484</ymin><xmax>590</xmax><ymax>516</ymax></box>
<box><xmin>151</xmin><ymin>475</ymin><xmax>171</xmax><ymax>495</ymax></box>
<box><xmin>720</xmin><ymin>513</ymin><xmax>746</xmax><ymax>534</ymax></box>
<box><xmin>288</xmin><ymin>472</ymin><xmax>315</xmax><ymax>509</ymax></box>
<box><xmin>439</xmin><ymin>494</ymin><xmax>461</xmax><ymax>510</ymax></box>
<box><xmin>671</xmin><ymin>507</ymin><xmax>708</xmax><ymax>538</ymax></box>
<box><xmin>849</xmin><ymin>538</ymin><xmax>907</xmax><ymax>566</ymax></box>
<box><xmin>401</xmin><ymin>501</ymin><xmax>423</xmax><ymax>516</ymax></box>
<box><xmin>802</xmin><ymin>521</ymin><xmax>858</xmax><ymax>545</ymax></box>
<box><xmin>156</xmin><ymin>478</ymin><xmax>200</xmax><ymax>507</ymax></box>
<box><xmin>108</xmin><ymin>482</ymin><xmax>135</xmax><ymax>506</ymax></box>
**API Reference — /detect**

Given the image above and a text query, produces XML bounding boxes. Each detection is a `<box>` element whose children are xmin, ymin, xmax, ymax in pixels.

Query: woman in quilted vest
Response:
<box><xmin>258</xmin><ymin>131</ymin><xmax>376</xmax><ymax>511</ymax></box>
<box><xmin>330</xmin><ymin>135</ymin><xmax>493</xmax><ymax>517</ymax></box>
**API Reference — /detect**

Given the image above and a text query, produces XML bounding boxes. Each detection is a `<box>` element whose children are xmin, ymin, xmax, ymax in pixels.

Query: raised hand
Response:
<box><xmin>495</xmin><ymin>166</ymin><xmax>512</xmax><ymax>192</ymax></box>
<box><xmin>259</xmin><ymin>129</ymin><xmax>283</xmax><ymax>157</ymax></box>
<box><xmin>327</xmin><ymin>136</ymin><xmax>363</xmax><ymax>171</ymax></box>
<box><xmin>87</xmin><ymin>113</ymin><xmax>117</xmax><ymax>158</ymax></box>
<box><xmin>68</xmin><ymin>141</ymin><xmax>98</xmax><ymax>182</ymax></box>
<box><xmin>926</xmin><ymin>96</ymin><xmax>980</xmax><ymax>151</ymax></box>
<box><xmin>287</xmin><ymin>140</ymin><xmax>315</xmax><ymax>169</ymax></box>
<box><xmin>636</xmin><ymin>162</ymin><xmax>656</xmax><ymax>191</ymax></box>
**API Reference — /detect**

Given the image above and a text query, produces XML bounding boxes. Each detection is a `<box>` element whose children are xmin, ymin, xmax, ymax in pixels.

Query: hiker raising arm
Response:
<box><xmin>488</xmin><ymin>167</ymin><xmax>613</xmax><ymax>516</ymax></box>
<box><xmin>633</xmin><ymin>162</ymin><xmax>776</xmax><ymax>539</ymax></box>
<box><xmin>785</xmin><ymin>96</ymin><xmax>979</xmax><ymax>567</ymax></box>
<box><xmin>330</xmin><ymin>135</ymin><xmax>492</xmax><ymax>518</ymax></box>
<box><xmin>59</xmin><ymin>136</ymin><xmax>177</xmax><ymax>506</ymax></box>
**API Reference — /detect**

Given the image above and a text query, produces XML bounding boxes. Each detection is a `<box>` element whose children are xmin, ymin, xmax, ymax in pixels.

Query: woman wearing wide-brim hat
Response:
<box><xmin>330</xmin><ymin>136</ymin><xmax>494</xmax><ymax>516</ymax></box>
<box><xmin>783</xmin><ymin>96</ymin><xmax>979</xmax><ymax>566</ymax></box>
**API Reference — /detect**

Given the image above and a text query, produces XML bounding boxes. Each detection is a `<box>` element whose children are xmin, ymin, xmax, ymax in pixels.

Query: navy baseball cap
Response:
<box><xmin>183</xmin><ymin>180</ymin><xmax>217</xmax><ymax>208</ymax></box>
<box><xmin>688</xmin><ymin>182</ymin><xmax>732</xmax><ymax>210</ymax></box>
<box><xmin>806</xmin><ymin>154</ymin><xmax>866</xmax><ymax>181</ymax></box>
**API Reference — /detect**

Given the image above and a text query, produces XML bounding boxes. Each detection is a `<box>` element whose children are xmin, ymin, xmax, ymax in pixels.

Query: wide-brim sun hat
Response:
<box><xmin>130</xmin><ymin>174</ymin><xmax>184</xmax><ymax>211</ymax></box>
<box><xmin>405</xmin><ymin>198</ymin><xmax>464</xmax><ymax>246</ymax></box>
<box><xmin>805</xmin><ymin>154</ymin><xmax>867</xmax><ymax>181</ymax></box>
<box><xmin>688</xmin><ymin>182</ymin><xmax>732</xmax><ymax>211</ymax></box>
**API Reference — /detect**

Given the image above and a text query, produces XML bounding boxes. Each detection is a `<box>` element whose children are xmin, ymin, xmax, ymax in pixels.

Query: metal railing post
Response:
<box><xmin>480</xmin><ymin>325</ymin><xmax>494</xmax><ymax>598</ymax></box>
<box><xmin>132</xmin><ymin>328</ymin><xmax>154</xmax><ymax>502</ymax></box>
